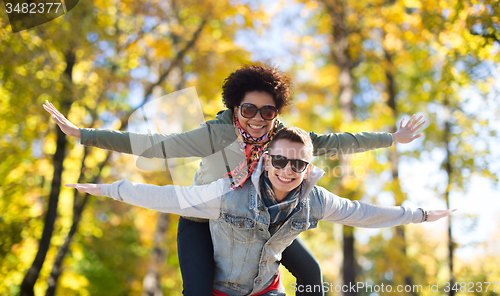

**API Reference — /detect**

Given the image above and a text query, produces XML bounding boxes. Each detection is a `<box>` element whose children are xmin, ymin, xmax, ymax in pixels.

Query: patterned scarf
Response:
<box><xmin>260</xmin><ymin>173</ymin><xmax>302</xmax><ymax>235</ymax></box>
<box><xmin>223</xmin><ymin>113</ymin><xmax>277</xmax><ymax>190</ymax></box>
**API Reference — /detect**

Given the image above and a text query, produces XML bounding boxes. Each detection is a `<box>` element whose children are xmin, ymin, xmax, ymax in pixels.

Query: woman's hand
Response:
<box><xmin>392</xmin><ymin>114</ymin><xmax>426</xmax><ymax>144</ymax></box>
<box><xmin>65</xmin><ymin>183</ymin><xmax>102</xmax><ymax>196</ymax></box>
<box><xmin>43</xmin><ymin>100</ymin><xmax>81</xmax><ymax>139</ymax></box>
<box><xmin>426</xmin><ymin>209</ymin><xmax>457</xmax><ymax>222</ymax></box>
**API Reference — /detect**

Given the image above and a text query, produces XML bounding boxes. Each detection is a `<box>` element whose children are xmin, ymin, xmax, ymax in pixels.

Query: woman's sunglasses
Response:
<box><xmin>268</xmin><ymin>154</ymin><xmax>309</xmax><ymax>173</ymax></box>
<box><xmin>238</xmin><ymin>103</ymin><xmax>277</xmax><ymax>121</ymax></box>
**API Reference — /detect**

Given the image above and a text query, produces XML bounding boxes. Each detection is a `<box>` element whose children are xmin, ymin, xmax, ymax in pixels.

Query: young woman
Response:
<box><xmin>44</xmin><ymin>64</ymin><xmax>425</xmax><ymax>296</ymax></box>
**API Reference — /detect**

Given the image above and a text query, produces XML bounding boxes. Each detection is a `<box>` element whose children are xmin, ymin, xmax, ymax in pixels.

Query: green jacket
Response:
<box><xmin>81</xmin><ymin>108</ymin><xmax>392</xmax><ymax>188</ymax></box>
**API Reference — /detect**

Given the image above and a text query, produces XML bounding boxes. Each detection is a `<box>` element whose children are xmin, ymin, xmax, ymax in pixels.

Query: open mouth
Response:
<box><xmin>277</xmin><ymin>175</ymin><xmax>294</xmax><ymax>183</ymax></box>
<box><xmin>248</xmin><ymin>123</ymin><xmax>265</xmax><ymax>130</ymax></box>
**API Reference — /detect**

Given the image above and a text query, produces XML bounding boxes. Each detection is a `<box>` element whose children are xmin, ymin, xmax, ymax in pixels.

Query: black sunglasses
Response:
<box><xmin>238</xmin><ymin>103</ymin><xmax>277</xmax><ymax>121</ymax></box>
<box><xmin>268</xmin><ymin>154</ymin><xmax>310</xmax><ymax>173</ymax></box>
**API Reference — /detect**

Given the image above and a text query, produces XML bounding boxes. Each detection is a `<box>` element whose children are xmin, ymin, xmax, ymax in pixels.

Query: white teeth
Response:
<box><xmin>249</xmin><ymin>124</ymin><xmax>264</xmax><ymax>129</ymax></box>
<box><xmin>278</xmin><ymin>176</ymin><xmax>292</xmax><ymax>182</ymax></box>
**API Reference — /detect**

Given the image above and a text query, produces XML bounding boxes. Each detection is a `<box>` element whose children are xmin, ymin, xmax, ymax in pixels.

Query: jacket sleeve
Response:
<box><xmin>80</xmin><ymin>122</ymin><xmax>223</xmax><ymax>159</ymax></box>
<box><xmin>309</xmin><ymin>131</ymin><xmax>393</xmax><ymax>157</ymax></box>
<box><xmin>315</xmin><ymin>187</ymin><xmax>423</xmax><ymax>227</ymax></box>
<box><xmin>100</xmin><ymin>178</ymin><xmax>229</xmax><ymax>219</ymax></box>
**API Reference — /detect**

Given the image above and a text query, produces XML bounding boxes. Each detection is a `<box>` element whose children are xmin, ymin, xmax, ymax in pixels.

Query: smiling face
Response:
<box><xmin>234</xmin><ymin>91</ymin><xmax>277</xmax><ymax>138</ymax></box>
<box><xmin>264</xmin><ymin>139</ymin><xmax>312</xmax><ymax>202</ymax></box>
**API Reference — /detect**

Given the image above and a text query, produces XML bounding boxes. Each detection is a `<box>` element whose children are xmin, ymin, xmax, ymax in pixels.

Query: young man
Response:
<box><xmin>67</xmin><ymin>127</ymin><xmax>454</xmax><ymax>296</ymax></box>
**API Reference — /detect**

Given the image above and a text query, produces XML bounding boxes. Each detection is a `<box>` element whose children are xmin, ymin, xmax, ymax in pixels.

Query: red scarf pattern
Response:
<box><xmin>223</xmin><ymin>114</ymin><xmax>277</xmax><ymax>189</ymax></box>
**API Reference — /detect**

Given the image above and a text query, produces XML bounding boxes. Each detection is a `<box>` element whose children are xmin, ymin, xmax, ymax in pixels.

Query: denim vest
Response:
<box><xmin>210</xmin><ymin>158</ymin><xmax>326</xmax><ymax>295</ymax></box>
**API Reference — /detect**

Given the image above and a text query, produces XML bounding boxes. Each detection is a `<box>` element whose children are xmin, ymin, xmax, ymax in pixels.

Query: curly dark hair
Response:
<box><xmin>222</xmin><ymin>64</ymin><xmax>292</xmax><ymax>113</ymax></box>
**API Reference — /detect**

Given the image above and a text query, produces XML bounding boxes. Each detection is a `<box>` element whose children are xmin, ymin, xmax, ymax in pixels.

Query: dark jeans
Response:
<box><xmin>281</xmin><ymin>237</ymin><xmax>324</xmax><ymax>296</ymax></box>
<box><xmin>177</xmin><ymin>217</ymin><xmax>214</xmax><ymax>296</ymax></box>
<box><xmin>177</xmin><ymin>216</ymin><xmax>323</xmax><ymax>296</ymax></box>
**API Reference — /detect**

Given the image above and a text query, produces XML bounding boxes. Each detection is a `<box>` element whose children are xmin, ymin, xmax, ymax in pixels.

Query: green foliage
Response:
<box><xmin>1</xmin><ymin>0</ymin><xmax>499</xmax><ymax>295</ymax></box>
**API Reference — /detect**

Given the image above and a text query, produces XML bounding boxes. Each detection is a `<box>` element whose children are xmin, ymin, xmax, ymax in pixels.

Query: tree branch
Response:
<box><xmin>470</xmin><ymin>30</ymin><xmax>500</xmax><ymax>44</ymax></box>
<box><xmin>141</xmin><ymin>17</ymin><xmax>208</xmax><ymax>105</ymax></box>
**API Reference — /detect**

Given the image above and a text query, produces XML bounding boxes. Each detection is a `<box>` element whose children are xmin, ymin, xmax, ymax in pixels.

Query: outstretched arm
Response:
<box><xmin>44</xmin><ymin>100</ymin><xmax>222</xmax><ymax>158</ymax></box>
<box><xmin>310</xmin><ymin>114</ymin><xmax>426</xmax><ymax>157</ymax></box>
<box><xmin>65</xmin><ymin>178</ymin><xmax>229</xmax><ymax>219</ymax></box>
<box><xmin>316</xmin><ymin>187</ymin><xmax>455</xmax><ymax>227</ymax></box>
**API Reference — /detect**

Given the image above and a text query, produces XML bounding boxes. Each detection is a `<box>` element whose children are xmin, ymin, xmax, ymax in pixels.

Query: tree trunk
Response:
<box><xmin>140</xmin><ymin>65</ymin><xmax>185</xmax><ymax>296</ymax></box>
<box><xmin>45</xmin><ymin>150</ymin><xmax>111</xmax><ymax>296</ymax></box>
<box><xmin>443</xmin><ymin>96</ymin><xmax>455</xmax><ymax>296</ymax></box>
<box><xmin>142</xmin><ymin>213</ymin><xmax>170</xmax><ymax>296</ymax></box>
<box><xmin>385</xmin><ymin>51</ymin><xmax>417</xmax><ymax>296</ymax></box>
<box><xmin>324</xmin><ymin>0</ymin><xmax>357</xmax><ymax>294</ymax></box>
<box><xmin>20</xmin><ymin>50</ymin><xmax>75</xmax><ymax>296</ymax></box>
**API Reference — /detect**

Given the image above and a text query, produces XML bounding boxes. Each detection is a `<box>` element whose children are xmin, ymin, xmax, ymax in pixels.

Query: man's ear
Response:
<box><xmin>303</xmin><ymin>164</ymin><xmax>312</xmax><ymax>179</ymax></box>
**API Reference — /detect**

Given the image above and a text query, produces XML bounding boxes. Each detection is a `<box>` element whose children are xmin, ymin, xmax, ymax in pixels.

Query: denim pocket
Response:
<box><xmin>290</xmin><ymin>220</ymin><xmax>318</xmax><ymax>231</ymax></box>
<box><xmin>221</xmin><ymin>213</ymin><xmax>256</xmax><ymax>243</ymax></box>
<box><xmin>222</xmin><ymin>213</ymin><xmax>255</xmax><ymax>229</ymax></box>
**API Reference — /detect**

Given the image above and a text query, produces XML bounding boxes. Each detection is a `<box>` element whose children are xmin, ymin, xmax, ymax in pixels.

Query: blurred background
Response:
<box><xmin>1</xmin><ymin>0</ymin><xmax>499</xmax><ymax>295</ymax></box>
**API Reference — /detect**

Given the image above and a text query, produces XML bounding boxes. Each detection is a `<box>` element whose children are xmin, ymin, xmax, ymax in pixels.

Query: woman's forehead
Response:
<box><xmin>241</xmin><ymin>91</ymin><xmax>275</xmax><ymax>107</ymax></box>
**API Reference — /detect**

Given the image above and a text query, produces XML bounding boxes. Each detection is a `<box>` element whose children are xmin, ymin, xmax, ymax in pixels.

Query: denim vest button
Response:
<box><xmin>256</xmin><ymin>279</ymin><xmax>261</xmax><ymax>283</ymax></box>
<box><xmin>259</xmin><ymin>206</ymin><xmax>264</xmax><ymax>211</ymax></box>
<box><xmin>261</xmin><ymin>261</ymin><xmax>266</xmax><ymax>266</ymax></box>
<box><xmin>302</xmin><ymin>224</ymin><xmax>306</xmax><ymax>230</ymax></box>
<box><xmin>239</xmin><ymin>221</ymin><xmax>244</xmax><ymax>227</ymax></box>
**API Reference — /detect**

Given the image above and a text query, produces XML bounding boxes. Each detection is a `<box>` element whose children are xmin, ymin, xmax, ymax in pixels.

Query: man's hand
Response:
<box><xmin>426</xmin><ymin>209</ymin><xmax>457</xmax><ymax>222</ymax></box>
<box><xmin>65</xmin><ymin>183</ymin><xmax>102</xmax><ymax>196</ymax></box>
<box><xmin>43</xmin><ymin>100</ymin><xmax>81</xmax><ymax>139</ymax></box>
<box><xmin>392</xmin><ymin>114</ymin><xmax>426</xmax><ymax>144</ymax></box>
